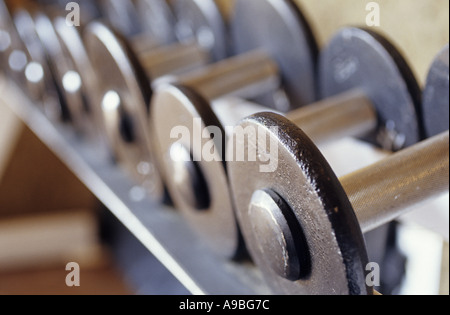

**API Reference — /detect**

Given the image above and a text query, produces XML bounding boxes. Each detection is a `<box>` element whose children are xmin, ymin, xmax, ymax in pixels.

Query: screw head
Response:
<box><xmin>248</xmin><ymin>189</ymin><xmax>309</xmax><ymax>281</ymax></box>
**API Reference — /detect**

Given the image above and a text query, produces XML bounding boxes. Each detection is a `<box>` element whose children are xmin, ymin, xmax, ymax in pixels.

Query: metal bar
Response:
<box><xmin>177</xmin><ymin>50</ymin><xmax>280</xmax><ymax>101</ymax></box>
<box><xmin>341</xmin><ymin>131</ymin><xmax>449</xmax><ymax>233</ymax></box>
<box><xmin>286</xmin><ymin>90</ymin><xmax>377</xmax><ymax>145</ymax></box>
<box><xmin>139</xmin><ymin>41</ymin><xmax>209</xmax><ymax>79</ymax></box>
<box><xmin>0</xmin><ymin>76</ymin><xmax>269</xmax><ymax>295</ymax></box>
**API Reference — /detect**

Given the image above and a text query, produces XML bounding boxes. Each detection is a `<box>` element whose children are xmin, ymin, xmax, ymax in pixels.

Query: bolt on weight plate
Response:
<box><xmin>150</xmin><ymin>0</ymin><xmax>319</xmax><ymax>259</ymax></box>
<box><xmin>423</xmin><ymin>45</ymin><xmax>449</xmax><ymax>138</ymax></box>
<box><xmin>228</xmin><ymin>113</ymin><xmax>370</xmax><ymax>295</ymax></box>
<box><xmin>228</xmin><ymin>111</ymin><xmax>448</xmax><ymax>294</ymax></box>
<box><xmin>319</xmin><ymin>27</ymin><xmax>422</xmax><ymax>150</ymax></box>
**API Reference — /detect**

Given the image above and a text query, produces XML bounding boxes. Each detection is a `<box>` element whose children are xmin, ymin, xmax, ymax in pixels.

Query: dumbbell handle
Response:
<box><xmin>139</xmin><ymin>41</ymin><xmax>209</xmax><ymax>80</ymax></box>
<box><xmin>173</xmin><ymin>50</ymin><xmax>280</xmax><ymax>101</ymax></box>
<box><xmin>164</xmin><ymin>48</ymin><xmax>379</xmax><ymax>145</ymax></box>
<box><xmin>286</xmin><ymin>90</ymin><xmax>377</xmax><ymax>145</ymax></box>
<box><xmin>340</xmin><ymin>131</ymin><xmax>449</xmax><ymax>233</ymax></box>
<box><xmin>210</xmin><ymin>88</ymin><xmax>377</xmax><ymax>148</ymax></box>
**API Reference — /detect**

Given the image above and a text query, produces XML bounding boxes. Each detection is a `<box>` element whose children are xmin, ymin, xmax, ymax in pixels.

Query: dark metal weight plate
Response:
<box><xmin>231</xmin><ymin>0</ymin><xmax>318</xmax><ymax>110</ymax></box>
<box><xmin>423</xmin><ymin>45</ymin><xmax>449</xmax><ymax>138</ymax></box>
<box><xmin>319</xmin><ymin>28</ymin><xmax>422</xmax><ymax>150</ymax></box>
<box><xmin>228</xmin><ymin>112</ymin><xmax>370</xmax><ymax>295</ymax></box>
<box><xmin>172</xmin><ymin>0</ymin><xmax>228</xmax><ymax>62</ymax></box>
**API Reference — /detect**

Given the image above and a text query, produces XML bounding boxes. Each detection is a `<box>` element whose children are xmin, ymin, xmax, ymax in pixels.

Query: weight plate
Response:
<box><xmin>423</xmin><ymin>45</ymin><xmax>449</xmax><ymax>138</ymax></box>
<box><xmin>54</xmin><ymin>17</ymin><xmax>99</xmax><ymax>135</ymax></box>
<box><xmin>84</xmin><ymin>22</ymin><xmax>164</xmax><ymax>199</ymax></box>
<box><xmin>228</xmin><ymin>112</ymin><xmax>370</xmax><ymax>295</ymax></box>
<box><xmin>13</xmin><ymin>10</ymin><xmax>65</xmax><ymax>120</ymax></box>
<box><xmin>100</xmin><ymin>0</ymin><xmax>142</xmax><ymax>36</ymax></box>
<box><xmin>231</xmin><ymin>0</ymin><xmax>318</xmax><ymax>110</ymax></box>
<box><xmin>0</xmin><ymin>0</ymin><xmax>25</xmax><ymax>80</ymax></box>
<box><xmin>172</xmin><ymin>0</ymin><xmax>228</xmax><ymax>62</ymax></box>
<box><xmin>150</xmin><ymin>84</ymin><xmax>245</xmax><ymax>259</ymax></box>
<box><xmin>33</xmin><ymin>12</ymin><xmax>90</xmax><ymax>127</ymax></box>
<box><xmin>136</xmin><ymin>0</ymin><xmax>177</xmax><ymax>46</ymax></box>
<box><xmin>319</xmin><ymin>27</ymin><xmax>422</xmax><ymax>151</ymax></box>
<box><xmin>0</xmin><ymin>0</ymin><xmax>13</xmax><ymax>67</ymax></box>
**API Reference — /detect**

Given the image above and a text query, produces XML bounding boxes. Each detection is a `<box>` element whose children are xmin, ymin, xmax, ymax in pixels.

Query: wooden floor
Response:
<box><xmin>0</xmin><ymin>264</ymin><xmax>132</xmax><ymax>295</ymax></box>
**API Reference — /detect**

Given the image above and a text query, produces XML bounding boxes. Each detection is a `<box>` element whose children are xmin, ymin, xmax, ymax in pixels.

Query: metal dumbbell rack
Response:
<box><xmin>1</xmin><ymin>0</ymin><xmax>448</xmax><ymax>295</ymax></box>
<box><xmin>0</xmin><ymin>77</ymin><xmax>269</xmax><ymax>294</ymax></box>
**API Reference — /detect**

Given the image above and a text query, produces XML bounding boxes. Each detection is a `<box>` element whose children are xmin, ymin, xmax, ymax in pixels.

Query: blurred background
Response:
<box><xmin>0</xmin><ymin>0</ymin><xmax>449</xmax><ymax>295</ymax></box>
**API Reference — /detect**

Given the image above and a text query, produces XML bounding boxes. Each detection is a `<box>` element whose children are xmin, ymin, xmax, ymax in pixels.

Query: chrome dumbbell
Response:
<box><xmin>227</xmin><ymin>46</ymin><xmax>450</xmax><ymax>294</ymax></box>
<box><xmin>0</xmin><ymin>0</ymin><xmax>14</xmax><ymax>73</ymax></box>
<box><xmin>0</xmin><ymin>0</ymin><xmax>30</xmax><ymax>82</ymax></box>
<box><xmin>6</xmin><ymin>1</ymin><xmax>103</xmax><ymax>135</ymax></box>
<box><xmin>12</xmin><ymin>8</ymin><xmax>67</xmax><ymax>121</ymax></box>
<box><xmin>51</xmin><ymin>16</ymin><xmax>100</xmax><ymax>135</ymax></box>
<box><xmin>151</xmin><ymin>23</ymin><xmax>421</xmax><ymax>258</ymax></box>
<box><xmin>229</xmin><ymin>115</ymin><xmax>448</xmax><ymax>295</ymax></box>
<box><xmin>152</xmin><ymin>0</ymin><xmax>318</xmax><ymax>258</ymax></box>
<box><xmin>30</xmin><ymin>11</ymin><xmax>99</xmax><ymax>130</ymax></box>
<box><xmin>84</xmin><ymin>0</ymin><xmax>227</xmax><ymax>200</ymax></box>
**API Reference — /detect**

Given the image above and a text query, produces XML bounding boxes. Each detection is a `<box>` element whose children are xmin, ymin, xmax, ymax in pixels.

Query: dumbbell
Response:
<box><xmin>0</xmin><ymin>0</ymin><xmax>13</xmax><ymax>71</ymax></box>
<box><xmin>33</xmin><ymin>10</ymin><xmax>97</xmax><ymax>126</ymax></box>
<box><xmin>227</xmin><ymin>46</ymin><xmax>450</xmax><ymax>295</ymax></box>
<box><xmin>51</xmin><ymin>16</ymin><xmax>100</xmax><ymax>135</ymax></box>
<box><xmin>228</xmin><ymin>113</ymin><xmax>448</xmax><ymax>295</ymax></box>
<box><xmin>151</xmin><ymin>0</ymin><xmax>318</xmax><ymax>258</ymax></box>
<box><xmin>0</xmin><ymin>0</ymin><xmax>27</xmax><ymax>79</ymax></box>
<box><xmin>151</xmin><ymin>14</ymin><xmax>421</xmax><ymax>258</ymax></box>
<box><xmin>423</xmin><ymin>45</ymin><xmax>449</xmax><ymax>138</ymax></box>
<box><xmin>84</xmin><ymin>0</ymin><xmax>227</xmax><ymax>200</ymax></box>
<box><xmin>12</xmin><ymin>8</ymin><xmax>68</xmax><ymax>120</ymax></box>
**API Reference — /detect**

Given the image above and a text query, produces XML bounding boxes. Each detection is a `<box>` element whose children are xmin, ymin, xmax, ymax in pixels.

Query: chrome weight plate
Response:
<box><xmin>84</xmin><ymin>22</ymin><xmax>164</xmax><ymax>199</ymax></box>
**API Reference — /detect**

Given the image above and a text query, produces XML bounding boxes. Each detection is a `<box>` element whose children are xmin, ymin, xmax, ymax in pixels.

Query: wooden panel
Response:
<box><xmin>0</xmin><ymin>124</ymin><xmax>98</xmax><ymax>217</ymax></box>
